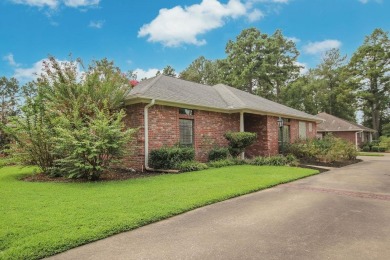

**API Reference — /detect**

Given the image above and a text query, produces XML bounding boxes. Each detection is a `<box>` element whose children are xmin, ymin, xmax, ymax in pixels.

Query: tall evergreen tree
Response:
<box><xmin>179</xmin><ymin>56</ymin><xmax>221</xmax><ymax>85</ymax></box>
<box><xmin>349</xmin><ymin>28</ymin><xmax>390</xmax><ymax>137</ymax></box>
<box><xmin>224</xmin><ymin>28</ymin><xmax>300</xmax><ymax>101</ymax></box>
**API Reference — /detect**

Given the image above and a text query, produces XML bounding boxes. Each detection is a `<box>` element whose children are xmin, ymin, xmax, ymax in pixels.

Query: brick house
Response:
<box><xmin>316</xmin><ymin>112</ymin><xmax>376</xmax><ymax>149</ymax></box>
<box><xmin>124</xmin><ymin>75</ymin><xmax>321</xmax><ymax>171</ymax></box>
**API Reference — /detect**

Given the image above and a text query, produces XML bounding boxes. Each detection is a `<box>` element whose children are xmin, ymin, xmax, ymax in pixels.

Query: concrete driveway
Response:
<box><xmin>50</xmin><ymin>154</ymin><xmax>390</xmax><ymax>260</ymax></box>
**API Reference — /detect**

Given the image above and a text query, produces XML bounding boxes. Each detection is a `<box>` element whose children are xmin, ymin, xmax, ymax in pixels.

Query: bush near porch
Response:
<box><xmin>285</xmin><ymin>135</ymin><xmax>357</xmax><ymax>163</ymax></box>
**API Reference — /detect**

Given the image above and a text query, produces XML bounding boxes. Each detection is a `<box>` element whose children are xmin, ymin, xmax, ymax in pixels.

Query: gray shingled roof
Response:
<box><xmin>127</xmin><ymin>75</ymin><xmax>320</xmax><ymax>122</ymax></box>
<box><xmin>316</xmin><ymin>112</ymin><xmax>376</xmax><ymax>132</ymax></box>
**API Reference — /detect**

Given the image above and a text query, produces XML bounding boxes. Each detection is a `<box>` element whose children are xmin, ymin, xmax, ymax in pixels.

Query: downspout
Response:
<box><xmin>144</xmin><ymin>99</ymin><xmax>155</xmax><ymax>171</ymax></box>
<box><xmin>144</xmin><ymin>99</ymin><xmax>179</xmax><ymax>173</ymax></box>
<box><xmin>240</xmin><ymin>111</ymin><xmax>245</xmax><ymax>159</ymax></box>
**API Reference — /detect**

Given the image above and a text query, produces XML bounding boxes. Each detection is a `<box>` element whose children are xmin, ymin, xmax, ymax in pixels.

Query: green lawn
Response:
<box><xmin>0</xmin><ymin>165</ymin><xmax>318</xmax><ymax>259</ymax></box>
<box><xmin>358</xmin><ymin>152</ymin><xmax>384</xmax><ymax>156</ymax></box>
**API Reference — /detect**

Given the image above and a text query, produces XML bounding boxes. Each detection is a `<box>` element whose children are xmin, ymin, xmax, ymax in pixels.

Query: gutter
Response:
<box><xmin>144</xmin><ymin>99</ymin><xmax>179</xmax><ymax>173</ymax></box>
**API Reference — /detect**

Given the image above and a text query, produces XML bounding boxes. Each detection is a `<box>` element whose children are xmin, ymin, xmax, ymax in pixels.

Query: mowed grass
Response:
<box><xmin>0</xmin><ymin>165</ymin><xmax>318</xmax><ymax>259</ymax></box>
<box><xmin>358</xmin><ymin>152</ymin><xmax>385</xmax><ymax>156</ymax></box>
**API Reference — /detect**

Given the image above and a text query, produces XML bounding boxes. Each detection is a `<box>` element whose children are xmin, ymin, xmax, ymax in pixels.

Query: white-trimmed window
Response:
<box><xmin>299</xmin><ymin>121</ymin><xmax>307</xmax><ymax>139</ymax></box>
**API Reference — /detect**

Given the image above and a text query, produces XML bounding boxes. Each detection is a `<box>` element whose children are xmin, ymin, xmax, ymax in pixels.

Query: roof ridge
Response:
<box><xmin>213</xmin><ymin>84</ymin><xmax>246</xmax><ymax>109</ymax></box>
<box><xmin>130</xmin><ymin>74</ymin><xmax>163</xmax><ymax>96</ymax></box>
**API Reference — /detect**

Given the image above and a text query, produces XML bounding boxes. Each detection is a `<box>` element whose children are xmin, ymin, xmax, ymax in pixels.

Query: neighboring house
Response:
<box><xmin>316</xmin><ymin>112</ymin><xmax>376</xmax><ymax>149</ymax></box>
<box><xmin>124</xmin><ymin>75</ymin><xmax>321</xmax><ymax>170</ymax></box>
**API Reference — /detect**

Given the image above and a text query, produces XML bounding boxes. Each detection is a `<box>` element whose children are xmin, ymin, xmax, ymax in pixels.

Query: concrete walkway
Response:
<box><xmin>50</xmin><ymin>154</ymin><xmax>390</xmax><ymax>260</ymax></box>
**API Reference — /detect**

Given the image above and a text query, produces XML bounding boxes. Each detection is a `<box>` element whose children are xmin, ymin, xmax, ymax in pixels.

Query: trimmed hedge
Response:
<box><xmin>149</xmin><ymin>146</ymin><xmax>195</xmax><ymax>169</ymax></box>
<box><xmin>249</xmin><ymin>154</ymin><xmax>298</xmax><ymax>166</ymax></box>
<box><xmin>177</xmin><ymin>161</ymin><xmax>208</xmax><ymax>172</ymax></box>
<box><xmin>208</xmin><ymin>147</ymin><xmax>230</xmax><ymax>161</ymax></box>
<box><xmin>224</xmin><ymin>132</ymin><xmax>257</xmax><ymax>157</ymax></box>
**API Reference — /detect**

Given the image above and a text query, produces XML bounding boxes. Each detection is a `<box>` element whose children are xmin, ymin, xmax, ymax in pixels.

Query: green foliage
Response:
<box><xmin>149</xmin><ymin>146</ymin><xmax>195</xmax><ymax>169</ymax></box>
<box><xmin>6</xmin><ymin>57</ymin><xmax>136</xmax><ymax>179</ymax></box>
<box><xmin>286</xmin><ymin>135</ymin><xmax>358</xmax><ymax>162</ymax></box>
<box><xmin>161</xmin><ymin>65</ymin><xmax>177</xmax><ymax>77</ymax></box>
<box><xmin>284</xmin><ymin>49</ymin><xmax>357</xmax><ymax>121</ymax></box>
<box><xmin>52</xmin><ymin>108</ymin><xmax>136</xmax><ymax>180</ymax></box>
<box><xmin>349</xmin><ymin>28</ymin><xmax>390</xmax><ymax>137</ymax></box>
<box><xmin>0</xmin><ymin>76</ymin><xmax>20</xmax><ymax>152</ymax></box>
<box><xmin>207</xmin><ymin>159</ymin><xmax>238</xmax><ymax>168</ymax></box>
<box><xmin>224</xmin><ymin>132</ymin><xmax>257</xmax><ymax>157</ymax></box>
<box><xmin>362</xmin><ymin>146</ymin><xmax>370</xmax><ymax>152</ymax></box>
<box><xmin>179</xmin><ymin>56</ymin><xmax>222</xmax><ymax>85</ymax></box>
<box><xmin>249</xmin><ymin>155</ymin><xmax>298</xmax><ymax>166</ymax></box>
<box><xmin>371</xmin><ymin>146</ymin><xmax>386</xmax><ymax>152</ymax></box>
<box><xmin>177</xmin><ymin>161</ymin><xmax>208</xmax><ymax>172</ymax></box>
<box><xmin>224</xmin><ymin>28</ymin><xmax>300</xmax><ymax>101</ymax></box>
<box><xmin>287</xmin><ymin>135</ymin><xmax>357</xmax><ymax>162</ymax></box>
<box><xmin>208</xmin><ymin>147</ymin><xmax>230</xmax><ymax>161</ymax></box>
<box><xmin>379</xmin><ymin>136</ymin><xmax>390</xmax><ymax>151</ymax></box>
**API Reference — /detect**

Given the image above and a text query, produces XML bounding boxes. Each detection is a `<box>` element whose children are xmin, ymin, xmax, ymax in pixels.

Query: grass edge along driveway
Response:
<box><xmin>0</xmin><ymin>165</ymin><xmax>318</xmax><ymax>260</ymax></box>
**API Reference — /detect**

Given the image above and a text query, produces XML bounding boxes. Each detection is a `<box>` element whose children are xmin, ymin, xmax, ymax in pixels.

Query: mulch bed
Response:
<box><xmin>299</xmin><ymin>159</ymin><xmax>362</xmax><ymax>168</ymax></box>
<box><xmin>22</xmin><ymin>168</ymin><xmax>163</xmax><ymax>183</ymax></box>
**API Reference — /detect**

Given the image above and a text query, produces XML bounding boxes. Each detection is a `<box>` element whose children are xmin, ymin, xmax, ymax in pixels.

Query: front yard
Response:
<box><xmin>0</xmin><ymin>165</ymin><xmax>318</xmax><ymax>259</ymax></box>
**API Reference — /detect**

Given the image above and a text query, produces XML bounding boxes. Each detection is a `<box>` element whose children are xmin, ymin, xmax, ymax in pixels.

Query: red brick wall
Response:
<box><xmin>122</xmin><ymin>103</ymin><xmax>318</xmax><ymax>169</ymax></box>
<box><xmin>194</xmin><ymin>110</ymin><xmax>240</xmax><ymax>161</ymax></box>
<box><xmin>244</xmin><ymin>114</ymin><xmax>279</xmax><ymax>157</ymax></box>
<box><xmin>290</xmin><ymin>120</ymin><xmax>317</xmax><ymax>142</ymax></box>
<box><xmin>122</xmin><ymin>104</ymin><xmax>240</xmax><ymax>170</ymax></box>
<box><xmin>326</xmin><ymin>131</ymin><xmax>357</xmax><ymax>145</ymax></box>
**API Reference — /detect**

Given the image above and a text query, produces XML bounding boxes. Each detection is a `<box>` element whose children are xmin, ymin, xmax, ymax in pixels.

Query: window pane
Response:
<box><xmin>179</xmin><ymin>119</ymin><xmax>193</xmax><ymax>146</ymax></box>
<box><xmin>179</xmin><ymin>108</ymin><xmax>194</xmax><ymax>116</ymax></box>
<box><xmin>299</xmin><ymin>122</ymin><xmax>307</xmax><ymax>139</ymax></box>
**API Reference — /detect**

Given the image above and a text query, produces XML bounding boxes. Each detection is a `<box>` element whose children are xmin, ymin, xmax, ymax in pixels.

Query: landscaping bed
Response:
<box><xmin>299</xmin><ymin>158</ymin><xmax>362</xmax><ymax>168</ymax></box>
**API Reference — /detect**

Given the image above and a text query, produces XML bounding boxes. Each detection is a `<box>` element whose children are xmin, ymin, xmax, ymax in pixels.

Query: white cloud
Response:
<box><xmin>9</xmin><ymin>0</ymin><xmax>99</xmax><ymax>9</ymax></box>
<box><xmin>88</xmin><ymin>20</ymin><xmax>104</xmax><ymax>29</ymax></box>
<box><xmin>303</xmin><ymin>40</ymin><xmax>342</xmax><ymax>55</ymax></box>
<box><xmin>295</xmin><ymin>61</ymin><xmax>308</xmax><ymax>75</ymax></box>
<box><xmin>248</xmin><ymin>9</ymin><xmax>264</xmax><ymax>22</ymax></box>
<box><xmin>3</xmin><ymin>53</ymin><xmax>21</xmax><ymax>67</ymax></box>
<box><xmin>251</xmin><ymin>0</ymin><xmax>290</xmax><ymax>3</ymax></box>
<box><xmin>13</xmin><ymin>58</ymin><xmax>81</xmax><ymax>82</ymax></box>
<box><xmin>359</xmin><ymin>0</ymin><xmax>382</xmax><ymax>3</ymax></box>
<box><xmin>138</xmin><ymin>0</ymin><xmax>257</xmax><ymax>47</ymax></box>
<box><xmin>63</xmin><ymin>0</ymin><xmax>99</xmax><ymax>8</ymax></box>
<box><xmin>286</xmin><ymin>36</ymin><xmax>300</xmax><ymax>43</ymax></box>
<box><xmin>10</xmin><ymin>0</ymin><xmax>58</xmax><ymax>9</ymax></box>
<box><xmin>134</xmin><ymin>68</ymin><xmax>160</xmax><ymax>80</ymax></box>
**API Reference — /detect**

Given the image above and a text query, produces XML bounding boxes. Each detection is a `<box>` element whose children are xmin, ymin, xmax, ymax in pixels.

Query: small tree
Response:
<box><xmin>8</xmin><ymin>56</ymin><xmax>137</xmax><ymax>180</ymax></box>
<box><xmin>224</xmin><ymin>132</ymin><xmax>257</xmax><ymax>157</ymax></box>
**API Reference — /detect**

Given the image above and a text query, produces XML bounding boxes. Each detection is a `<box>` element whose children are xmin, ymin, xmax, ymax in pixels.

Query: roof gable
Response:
<box><xmin>316</xmin><ymin>112</ymin><xmax>375</xmax><ymax>132</ymax></box>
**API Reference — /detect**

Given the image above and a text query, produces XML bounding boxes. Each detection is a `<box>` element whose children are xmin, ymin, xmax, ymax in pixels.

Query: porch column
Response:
<box><xmin>240</xmin><ymin>112</ymin><xmax>245</xmax><ymax>159</ymax></box>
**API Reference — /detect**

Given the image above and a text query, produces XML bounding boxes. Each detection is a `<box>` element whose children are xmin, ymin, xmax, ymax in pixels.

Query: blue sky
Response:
<box><xmin>0</xmin><ymin>0</ymin><xmax>389</xmax><ymax>83</ymax></box>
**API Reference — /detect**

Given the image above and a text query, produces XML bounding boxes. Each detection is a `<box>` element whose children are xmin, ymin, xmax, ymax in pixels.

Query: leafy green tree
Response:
<box><xmin>0</xmin><ymin>77</ymin><xmax>19</xmax><ymax>151</ymax></box>
<box><xmin>8</xmin><ymin>57</ymin><xmax>137</xmax><ymax>179</ymax></box>
<box><xmin>179</xmin><ymin>56</ymin><xmax>221</xmax><ymax>85</ymax></box>
<box><xmin>349</xmin><ymin>28</ymin><xmax>390</xmax><ymax>137</ymax></box>
<box><xmin>162</xmin><ymin>65</ymin><xmax>177</xmax><ymax>77</ymax></box>
<box><xmin>224</xmin><ymin>28</ymin><xmax>300</xmax><ymax>101</ymax></box>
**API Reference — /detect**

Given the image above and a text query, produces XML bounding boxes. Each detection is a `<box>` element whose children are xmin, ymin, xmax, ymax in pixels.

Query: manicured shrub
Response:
<box><xmin>361</xmin><ymin>146</ymin><xmax>370</xmax><ymax>152</ymax></box>
<box><xmin>149</xmin><ymin>146</ymin><xmax>195</xmax><ymax>169</ymax></box>
<box><xmin>207</xmin><ymin>159</ymin><xmax>238</xmax><ymax>168</ymax></box>
<box><xmin>249</xmin><ymin>155</ymin><xmax>296</xmax><ymax>166</ymax></box>
<box><xmin>286</xmin><ymin>135</ymin><xmax>357</xmax><ymax>162</ymax></box>
<box><xmin>177</xmin><ymin>161</ymin><xmax>208</xmax><ymax>172</ymax></box>
<box><xmin>224</xmin><ymin>132</ymin><xmax>257</xmax><ymax>157</ymax></box>
<box><xmin>371</xmin><ymin>146</ymin><xmax>380</xmax><ymax>152</ymax></box>
<box><xmin>208</xmin><ymin>147</ymin><xmax>230</xmax><ymax>161</ymax></box>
